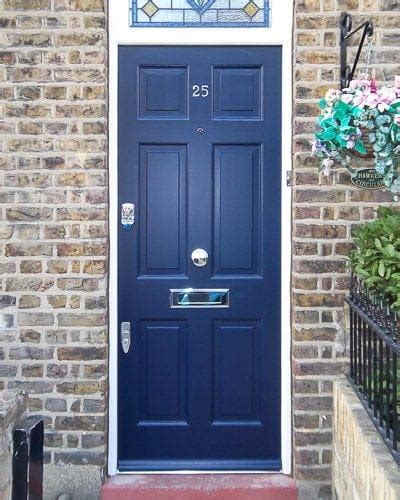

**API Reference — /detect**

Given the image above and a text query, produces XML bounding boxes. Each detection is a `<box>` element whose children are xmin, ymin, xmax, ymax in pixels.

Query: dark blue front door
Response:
<box><xmin>118</xmin><ymin>46</ymin><xmax>282</xmax><ymax>471</ymax></box>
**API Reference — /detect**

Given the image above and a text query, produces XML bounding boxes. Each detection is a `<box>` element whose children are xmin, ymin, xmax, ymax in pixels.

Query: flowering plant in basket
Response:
<box><xmin>313</xmin><ymin>76</ymin><xmax>400</xmax><ymax>195</ymax></box>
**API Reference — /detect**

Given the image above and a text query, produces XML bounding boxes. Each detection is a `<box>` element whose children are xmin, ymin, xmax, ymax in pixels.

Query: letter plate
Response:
<box><xmin>170</xmin><ymin>289</ymin><xmax>229</xmax><ymax>308</ymax></box>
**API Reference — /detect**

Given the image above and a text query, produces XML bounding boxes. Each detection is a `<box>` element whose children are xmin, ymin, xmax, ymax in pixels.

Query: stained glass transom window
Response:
<box><xmin>130</xmin><ymin>0</ymin><xmax>270</xmax><ymax>27</ymax></box>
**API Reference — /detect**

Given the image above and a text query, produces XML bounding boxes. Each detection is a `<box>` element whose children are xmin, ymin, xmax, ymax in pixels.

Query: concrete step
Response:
<box><xmin>102</xmin><ymin>474</ymin><xmax>298</xmax><ymax>500</ymax></box>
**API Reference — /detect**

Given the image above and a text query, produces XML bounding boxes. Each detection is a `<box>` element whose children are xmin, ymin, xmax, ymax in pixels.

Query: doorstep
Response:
<box><xmin>102</xmin><ymin>474</ymin><xmax>298</xmax><ymax>500</ymax></box>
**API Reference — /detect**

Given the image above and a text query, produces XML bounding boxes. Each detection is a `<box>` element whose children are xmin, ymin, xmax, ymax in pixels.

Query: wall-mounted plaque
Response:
<box><xmin>351</xmin><ymin>169</ymin><xmax>385</xmax><ymax>190</ymax></box>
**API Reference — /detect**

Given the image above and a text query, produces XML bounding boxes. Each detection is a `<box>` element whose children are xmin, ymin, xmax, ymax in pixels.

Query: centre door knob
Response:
<box><xmin>191</xmin><ymin>248</ymin><xmax>208</xmax><ymax>267</ymax></box>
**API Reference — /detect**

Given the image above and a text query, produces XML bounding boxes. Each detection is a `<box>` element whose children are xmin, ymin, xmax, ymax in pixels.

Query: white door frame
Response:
<box><xmin>108</xmin><ymin>0</ymin><xmax>293</xmax><ymax>476</ymax></box>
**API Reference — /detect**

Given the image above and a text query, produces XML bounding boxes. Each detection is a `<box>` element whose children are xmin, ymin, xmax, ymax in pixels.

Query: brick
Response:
<box><xmin>20</xmin><ymin>329</ymin><xmax>41</xmax><ymax>343</ymax></box>
<box><xmin>295</xmin><ymin>396</ymin><xmax>333</xmax><ymax>411</ymax></box>
<box><xmin>54</xmin><ymin>451</ymin><xmax>104</xmax><ymax>466</ymax></box>
<box><xmin>5</xmin><ymin>243</ymin><xmax>52</xmax><ymax>257</ymax></box>
<box><xmin>56</xmin><ymin>382</ymin><xmax>100</xmax><ymax>395</ymax></box>
<box><xmin>83</xmin><ymin>364</ymin><xmax>106</xmax><ymax>379</ymax></box>
<box><xmin>295</xmin><ymin>450</ymin><xmax>320</xmax><ymax>466</ymax></box>
<box><xmin>295</xmin><ymin>224</ymin><xmax>347</xmax><ymax>239</ymax></box>
<box><xmin>47</xmin><ymin>261</ymin><xmax>68</xmax><ymax>274</ymax></box>
<box><xmin>296</xmin><ymin>466</ymin><xmax>331</xmax><ymax>481</ymax></box>
<box><xmin>57</xmin><ymin>278</ymin><xmax>100</xmax><ymax>291</ymax></box>
<box><xmin>0</xmin><ymin>364</ymin><xmax>18</xmax><ymax>377</ymax></box>
<box><xmin>17</xmin><ymin>313</ymin><xmax>54</xmax><ymax>326</ymax></box>
<box><xmin>9</xmin><ymin>346</ymin><xmax>53</xmax><ymax>360</ymax></box>
<box><xmin>0</xmin><ymin>295</ymin><xmax>16</xmax><ymax>309</ymax></box>
<box><xmin>20</xmin><ymin>261</ymin><xmax>42</xmax><ymax>273</ymax></box>
<box><xmin>294</xmin><ymin>260</ymin><xmax>346</xmax><ymax>274</ymax></box>
<box><xmin>294</xmin><ymin>414</ymin><xmax>320</xmax><ymax>429</ymax></box>
<box><xmin>83</xmin><ymin>399</ymin><xmax>105</xmax><ymax>413</ymax></box>
<box><xmin>7</xmin><ymin>34</ymin><xmax>52</xmax><ymax>47</ymax></box>
<box><xmin>55</xmin><ymin>415</ymin><xmax>104</xmax><ymax>431</ymax></box>
<box><xmin>4</xmin><ymin>0</ymin><xmax>50</xmax><ymax>8</ymax></box>
<box><xmin>57</xmin><ymin>172</ymin><xmax>86</xmax><ymax>187</ymax></box>
<box><xmin>294</xmin><ymin>380</ymin><xmax>319</xmax><ymax>394</ymax></box>
<box><xmin>19</xmin><ymin>295</ymin><xmax>41</xmax><ymax>309</ymax></box>
<box><xmin>6</xmin><ymin>207</ymin><xmax>52</xmax><ymax>222</ymax></box>
<box><xmin>58</xmin><ymin>313</ymin><xmax>104</xmax><ymax>327</ymax></box>
<box><xmin>58</xmin><ymin>347</ymin><xmax>106</xmax><ymax>361</ymax></box>
<box><xmin>67</xmin><ymin>435</ymin><xmax>79</xmax><ymax>447</ymax></box>
<box><xmin>295</xmin><ymin>362</ymin><xmax>345</xmax><ymax>376</ymax></box>
<box><xmin>6</xmin><ymin>277</ymin><xmax>53</xmax><ymax>292</ymax></box>
<box><xmin>22</xmin><ymin>364</ymin><xmax>43</xmax><ymax>377</ymax></box>
<box><xmin>294</xmin><ymin>328</ymin><xmax>338</xmax><ymax>341</ymax></box>
<box><xmin>82</xmin><ymin>433</ymin><xmax>104</xmax><ymax>448</ymax></box>
<box><xmin>294</xmin><ymin>294</ymin><xmax>344</xmax><ymax>308</ymax></box>
<box><xmin>85</xmin><ymin>296</ymin><xmax>106</xmax><ymax>310</ymax></box>
<box><xmin>295</xmin><ymin>432</ymin><xmax>333</xmax><ymax>447</ymax></box>
<box><xmin>45</xmin><ymin>433</ymin><xmax>64</xmax><ymax>447</ymax></box>
<box><xmin>55</xmin><ymin>0</ymin><xmax>105</xmax><ymax>11</ymax></box>
<box><xmin>45</xmin><ymin>398</ymin><xmax>67</xmax><ymax>412</ymax></box>
<box><xmin>8</xmin><ymin>381</ymin><xmax>53</xmax><ymax>394</ymax></box>
<box><xmin>47</xmin><ymin>364</ymin><xmax>68</xmax><ymax>378</ymax></box>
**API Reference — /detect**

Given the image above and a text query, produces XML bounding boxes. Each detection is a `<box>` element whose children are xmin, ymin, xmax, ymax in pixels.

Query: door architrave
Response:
<box><xmin>108</xmin><ymin>0</ymin><xmax>293</xmax><ymax>476</ymax></box>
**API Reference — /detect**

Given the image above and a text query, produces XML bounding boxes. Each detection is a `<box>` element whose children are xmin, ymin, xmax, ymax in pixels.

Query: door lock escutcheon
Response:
<box><xmin>120</xmin><ymin>322</ymin><xmax>131</xmax><ymax>354</ymax></box>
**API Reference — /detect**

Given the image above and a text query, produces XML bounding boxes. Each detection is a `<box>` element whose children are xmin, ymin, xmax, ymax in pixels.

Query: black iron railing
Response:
<box><xmin>346</xmin><ymin>275</ymin><xmax>400</xmax><ymax>463</ymax></box>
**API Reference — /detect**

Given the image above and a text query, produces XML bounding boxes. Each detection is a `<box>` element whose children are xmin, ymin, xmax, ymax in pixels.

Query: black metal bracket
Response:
<box><xmin>340</xmin><ymin>12</ymin><xmax>374</xmax><ymax>90</ymax></box>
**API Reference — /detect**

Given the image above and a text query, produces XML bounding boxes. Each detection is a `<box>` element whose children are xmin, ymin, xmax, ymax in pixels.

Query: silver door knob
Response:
<box><xmin>191</xmin><ymin>248</ymin><xmax>208</xmax><ymax>267</ymax></box>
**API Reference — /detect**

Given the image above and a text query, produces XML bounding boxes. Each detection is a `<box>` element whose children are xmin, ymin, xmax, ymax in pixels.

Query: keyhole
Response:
<box><xmin>196</xmin><ymin>127</ymin><xmax>204</xmax><ymax>134</ymax></box>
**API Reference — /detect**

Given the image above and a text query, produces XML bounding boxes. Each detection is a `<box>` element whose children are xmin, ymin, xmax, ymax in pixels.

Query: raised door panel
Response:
<box><xmin>213</xmin><ymin>66</ymin><xmax>262</xmax><ymax>120</ymax></box>
<box><xmin>139</xmin><ymin>144</ymin><xmax>187</xmax><ymax>276</ymax></box>
<box><xmin>212</xmin><ymin>321</ymin><xmax>261</xmax><ymax>424</ymax></box>
<box><xmin>213</xmin><ymin>144</ymin><xmax>261</xmax><ymax>276</ymax></box>
<box><xmin>138</xmin><ymin>321</ymin><xmax>188</xmax><ymax>424</ymax></box>
<box><xmin>139</xmin><ymin>66</ymin><xmax>188</xmax><ymax>119</ymax></box>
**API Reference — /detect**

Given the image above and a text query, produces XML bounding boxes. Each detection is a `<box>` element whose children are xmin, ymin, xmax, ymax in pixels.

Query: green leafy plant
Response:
<box><xmin>349</xmin><ymin>206</ymin><xmax>400</xmax><ymax>310</ymax></box>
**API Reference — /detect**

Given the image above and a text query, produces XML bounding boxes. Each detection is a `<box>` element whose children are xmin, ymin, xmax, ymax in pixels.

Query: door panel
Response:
<box><xmin>139</xmin><ymin>144</ymin><xmax>187</xmax><ymax>275</ymax></box>
<box><xmin>118</xmin><ymin>46</ymin><xmax>282</xmax><ymax>471</ymax></box>
<box><xmin>213</xmin><ymin>144</ymin><xmax>261</xmax><ymax>275</ymax></box>
<box><xmin>213</xmin><ymin>321</ymin><xmax>261</xmax><ymax>424</ymax></box>
<box><xmin>139</xmin><ymin>66</ymin><xmax>189</xmax><ymax>119</ymax></box>
<box><xmin>213</xmin><ymin>66</ymin><xmax>262</xmax><ymax>119</ymax></box>
<box><xmin>138</xmin><ymin>321</ymin><xmax>188</xmax><ymax>423</ymax></box>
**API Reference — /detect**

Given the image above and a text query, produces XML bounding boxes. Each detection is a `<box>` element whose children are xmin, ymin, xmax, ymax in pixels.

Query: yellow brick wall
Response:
<box><xmin>333</xmin><ymin>378</ymin><xmax>400</xmax><ymax>500</ymax></box>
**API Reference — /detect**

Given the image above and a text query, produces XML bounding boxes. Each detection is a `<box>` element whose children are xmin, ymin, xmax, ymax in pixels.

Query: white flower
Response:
<box><xmin>341</xmin><ymin>93</ymin><xmax>354</xmax><ymax>104</ymax></box>
<box><xmin>325</xmin><ymin>88</ymin><xmax>341</xmax><ymax>105</ymax></box>
<box><xmin>322</xmin><ymin>158</ymin><xmax>334</xmax><ymax>176</ymax></box>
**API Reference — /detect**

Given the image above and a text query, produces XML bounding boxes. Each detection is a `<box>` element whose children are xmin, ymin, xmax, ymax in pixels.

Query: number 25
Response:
<box><xmin>192</xmin><ymin>84</ymin><xmax>209</xmax><ymax>98</ymax></box>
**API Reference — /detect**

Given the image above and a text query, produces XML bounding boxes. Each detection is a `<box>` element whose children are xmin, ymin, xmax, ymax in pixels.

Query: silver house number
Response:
<box><xmin>192</xmin><ymin>84</ymin><xmax>209</xmax><ymax>98</ymax></box>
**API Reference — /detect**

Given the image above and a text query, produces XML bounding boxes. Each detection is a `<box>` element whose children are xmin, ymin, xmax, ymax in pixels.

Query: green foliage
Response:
<box><xmin>349</xmin><ymin>206</ymin><xmax>400</xmax><ymax>310</ymax></box>
<box><xmin>313</xmin><ymin>86</ymin><xmax>400</xmax><ymax>195</ymax></box>
<box><xmin>315</xmin><ymin>99</ymin><xmax>367</xmax><ymax>157</ymax></box>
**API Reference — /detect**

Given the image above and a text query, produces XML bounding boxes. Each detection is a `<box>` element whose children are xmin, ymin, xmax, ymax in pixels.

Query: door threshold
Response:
<box><xmin>117</xmin><ymin>470</ymin><xmax>285</xmax><ymax>475</ymax></box>
<box><xmin>102</xmin><ymin>473</ymin><xmax>298</xmax><ymax>500</ymax></box>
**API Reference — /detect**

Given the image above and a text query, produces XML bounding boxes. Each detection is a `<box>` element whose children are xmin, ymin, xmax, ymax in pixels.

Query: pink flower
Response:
<box><xmin>353</xmin><ymin>91</ymin><xmax>369</xmax><ymax>108</ymax></box>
